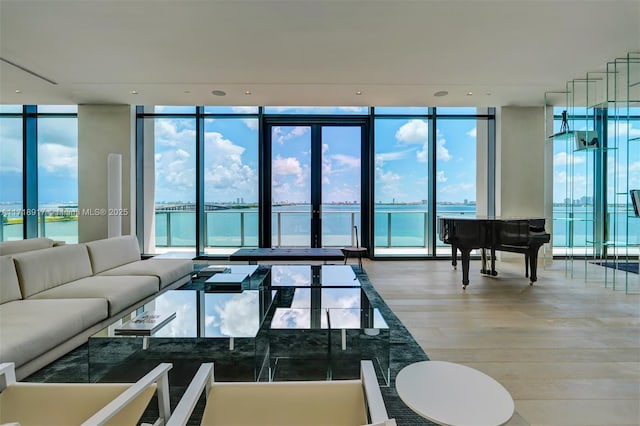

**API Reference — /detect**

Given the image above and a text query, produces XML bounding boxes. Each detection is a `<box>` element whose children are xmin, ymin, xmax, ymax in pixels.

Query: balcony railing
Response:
<box><xmin>0</xmin><ymin>211</ymin><xmax>78</xmax><ymax>243</ymax></box>
<box><xmin>152</xmin><ymin>208</ymin><xmax>475</xmax><ymax>249</ymax></box>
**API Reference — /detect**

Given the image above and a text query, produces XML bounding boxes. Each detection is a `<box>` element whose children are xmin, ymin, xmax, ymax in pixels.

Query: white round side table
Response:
<box><xmin>395</xmin><ymin>361</ymin><xmax>514</xmax><ymax>426</ymax></box>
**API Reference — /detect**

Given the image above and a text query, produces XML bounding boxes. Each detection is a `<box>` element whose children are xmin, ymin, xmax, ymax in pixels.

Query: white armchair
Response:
<box><xmin>0</xmin><ymin>362</ymin><xmax>172</xmax><ymax>426</ymax></box>
<box><xmin>166</xmin><ymin>360</ymin><xmax>395</xmax><ymax>426</ymax></box>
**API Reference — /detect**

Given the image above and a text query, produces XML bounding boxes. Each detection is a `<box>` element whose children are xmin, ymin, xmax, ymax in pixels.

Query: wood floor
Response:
<box><xmin>363</xmin><ymin>258</ymin><xmax>640</xmax><ymax>426</ymax></box>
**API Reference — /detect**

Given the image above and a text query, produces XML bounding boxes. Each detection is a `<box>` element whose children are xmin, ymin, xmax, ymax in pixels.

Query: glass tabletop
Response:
<box><xmin>269</xmin><ymin>265</ymin><xmax>360</xmax><ymax>287</ymax></box>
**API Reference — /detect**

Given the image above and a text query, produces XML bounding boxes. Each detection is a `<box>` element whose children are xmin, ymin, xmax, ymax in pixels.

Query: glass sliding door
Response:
<box><xmin>321</xmin><ymin>126</ymin><xmax>361</xmax><ymax>247</ymax></box>
<box><xmin>269</xmin><ymin>123</ymin><xmax>363</xmax><ymax>248</ymax></box>
<box><xmin>271</xmin><ymin>126</ymin><xmax>312</xmax><ymax>247</ymax></box>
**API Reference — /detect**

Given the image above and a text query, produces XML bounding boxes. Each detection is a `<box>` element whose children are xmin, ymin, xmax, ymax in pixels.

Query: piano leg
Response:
<box><xmin>480</xmin><ymin>248</ymin><xmax>499</xmax><ymax>276</ymax></box>
<box><xmin>524</xmin><ymin>253</ymin><xmax>530</xmax><ymax>278</ymax></box>
<box><xmin>460</xmin><ymin>248</ymin><xmax>471</xmax><ymax>289</ymax></box>
<box><xmin>451</xmin><ymin>244</ymin><xmax>458</xmax><ymax>270</ymax></box>
<box><xmin>528</xmin><ymin>247</ymin><xmax>541</xmax><ymax>285</ymax></box>
<box><xmin>490</xmin><ymin>248</ymin><xmax>498</xmax><ymax>276</ymax></box>
<box><xmin>480</xmin><ymin>248</ymin><xmax>488</xmax><ymax>274</ymax></box>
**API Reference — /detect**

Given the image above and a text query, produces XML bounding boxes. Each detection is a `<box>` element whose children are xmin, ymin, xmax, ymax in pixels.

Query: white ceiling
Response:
<box><xmin>1</xmin><ymin>0</ymin><xmax>638</xmax><ymax>107</ymax></box>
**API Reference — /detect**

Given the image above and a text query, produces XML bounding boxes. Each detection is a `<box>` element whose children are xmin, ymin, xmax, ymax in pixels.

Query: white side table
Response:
<box><xmin>395</xmin><ymin>361</ymin><xmax>514</xmax><ymax>426</ymax></box>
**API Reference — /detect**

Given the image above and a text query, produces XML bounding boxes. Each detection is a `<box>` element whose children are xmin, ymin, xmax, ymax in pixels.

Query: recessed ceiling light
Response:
<box><xmin>15</xmin><ymin>89</ymin><xmax>21</xmax><ymax>93</ymax></box>
<box><xmin>244</xmin><ymin>91</ymin><xmax>252</xmax><ymax>95</ymax></box>
<box><xmin>211</xmin><ymin>90</ymin><xmax>226</xmax><ymax>96</ymax></box>
<box><xmin>434</xmin><ymin>90</ymin><xmax>448</xmax><ymax>97</ymax></box>
<box><xmin>130</xmin><ymin>90</ymin><xmax>138</xmax><ymax>95</ymax></box>
<box><xmin>485</xmin><ymin>92</ymin><xmax>492</xmax><ymax>96</ymax></box>
<box><xmin>183</xmin><ymin>90</ymin><xmax>191</xmax><ymax>94</ymax></box>
<box><xmin>467</xmin><ymin>92</ymin><xmax>473</xmax><ymax>96</ymax></box>
<box><xmin>355</xmin><ymin>91</ymin><xmax>362</xmax><ymax>95</ymax></box>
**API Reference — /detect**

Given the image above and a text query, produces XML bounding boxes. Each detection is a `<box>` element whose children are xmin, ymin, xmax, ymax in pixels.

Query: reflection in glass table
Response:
<box><xmin>269</xmin><ymin>264</ymin><xmax>360</xmax><ymax>287</ymax></box>
<box><xmin>268</xmin><ymin>307</ymin><xmax>389</xmax><ymax>384</ymax></box>
<box><xmin>88</xmin><ymin>289</ymin><xmax>275</xmax><ymax>382</ymax></box>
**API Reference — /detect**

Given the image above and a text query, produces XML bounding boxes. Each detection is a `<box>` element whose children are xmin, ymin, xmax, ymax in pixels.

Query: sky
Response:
<box><xmin>153</xmin><ymin>106</ymin><xmax>479</xmax><ymax>205</ymax></box>
<box><xmin>5</xmin><ymin>106</ymin><xmax>638</xmax><ymax>209</ymax></box>
<box><xmin>551</xmin><ymin>107</ymin><xmax>640</xmax><ymax>204</ymax></box>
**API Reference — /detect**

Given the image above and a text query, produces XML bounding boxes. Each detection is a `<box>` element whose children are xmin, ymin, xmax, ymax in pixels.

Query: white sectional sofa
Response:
<box><xmin>0</xmin><ymin>235</ymin><xmax>193</xmax><ymax>380</ymax></box>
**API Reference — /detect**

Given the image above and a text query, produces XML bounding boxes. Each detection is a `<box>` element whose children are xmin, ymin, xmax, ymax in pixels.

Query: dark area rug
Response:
<box><xmin>592</xmin><ymin>261</ymin><xmax>639</xmax><ymax>274</ymax></box>
<box><xmin>25</xmin><ymin>266</ymin><xmax>434</xmax><ymax>425</ymax></box>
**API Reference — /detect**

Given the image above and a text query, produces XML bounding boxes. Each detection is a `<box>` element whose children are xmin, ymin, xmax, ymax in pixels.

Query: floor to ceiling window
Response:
<box><xmin>0</xmin><ymin>105</ymin><xmax>23</xmax><ymax>241</ymax></box>
<box><xmin>550</xmin><ymin>106</ymin><xmax>640</xmax><ymax>257</ymax></box>
<box><xmin>373</xmin><ymin>108</ymin><xmax>430</xmax><ymax>255</ymax></box>
<box><xmin>37</xmin><ymin>105</ymin><xmax>78</xmax><ymax>243</ymax></box>
<box><xmin>138</xmin><ymin>105</ymin><xmax>491</xmax><ymax>257</ymax></box>
<box><xmin>146</xmin><ymin>106</ymin><xmax>197</xmax><ymax>251</ymax></box>
<box><xmin>372</xmin><ymin>107</ymin><xmax>487</xmax><ymax>257</ymax></box>
<box><xmin>0</xmin><ymin>105</ymin><xmax>78</xmax><ymax>243</ymax></box>
<box><xmin>434</xmin><ymin>109</ymin><xmax>480</xmax><ymax>255</ymax></box>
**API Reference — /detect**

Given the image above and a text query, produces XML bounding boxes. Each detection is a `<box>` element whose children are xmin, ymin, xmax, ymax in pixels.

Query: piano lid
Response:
<box><xmin>438</xmin><ymin>215</ymin><xmax>546</xmax><ymax>221</ymax></box>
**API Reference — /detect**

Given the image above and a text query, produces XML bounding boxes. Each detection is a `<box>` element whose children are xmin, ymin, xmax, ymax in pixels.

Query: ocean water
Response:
<box><xmin>3</xmin><ymin>202</ymin><xmax>637</xmax><ymax>251</ymax></box>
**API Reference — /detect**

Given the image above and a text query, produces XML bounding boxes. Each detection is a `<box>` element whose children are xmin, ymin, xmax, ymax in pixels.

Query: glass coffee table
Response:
<box><xmin>267</xmin><ymin>287</ymin><xmax>390</xmax><ymax>384</ymax></box>
<box><xmin>88</xmin><ymin>288</ymin><xmax>275</xmax><ymax>383</ymax></box>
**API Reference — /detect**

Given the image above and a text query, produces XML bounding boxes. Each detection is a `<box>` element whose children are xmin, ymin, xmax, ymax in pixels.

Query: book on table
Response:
<box><xmin>205</xmin><ymin>272</ymin><xmax>250</xmax><ymax>290</ymax></box>
<box><xmin>198</xmin><ymin>265</ymin><xmax>230</xmax><ymax>277</ymax></box>
<box><xmin>115</xmin><ymin>311</ymin><xmax>176</xmax><ymax>336</ymax></box>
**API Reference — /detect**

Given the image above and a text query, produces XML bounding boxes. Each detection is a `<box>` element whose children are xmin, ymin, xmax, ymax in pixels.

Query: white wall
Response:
<box><xmin>496</xmin><ymin>106</ymin><xmax>547</xmax><ymax>260</ymax></box>
<box><xmin>78</xmin><ymin>105</ymin><xmax>134</xmax><ymax>242</ymax></box>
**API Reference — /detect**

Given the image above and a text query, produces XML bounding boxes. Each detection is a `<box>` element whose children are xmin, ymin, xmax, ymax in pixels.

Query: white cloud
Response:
<box><xmin>38</xmin><ymin>143</ymin><xmax>77</xmax><ymax>173</ymax></box>
<box><xmin>439</xmin><ymin>182</ymin><xmax>474</xmax><ymax>194</ymax></box>
<box><xmin>331</xmin><ymin>154</ymin><xmax>360</xmax><ymax>169</ymax></box>
<box><xmin>375</xmin><ymin>166</ymin><xmax>403</xmax><ymax>200</ymax></box>
<box><xmin>155</xmin><ymin>119</ymin><xmax>196</xmax><ymax>147</ymax></box>
<box><xmin>274</xmin><ymin>126</ymin><xmax>309</xmax><ymax>144</ymax></box>
<box><xmin>437</xmin><ymin>170</ymin><xmax>447</xmax><ymax>182</ymax></box>
<box><xmin>375</xmin><ymin>148</ymin><xmax>414</xmax><ymax>166</ymax></box>
<box><xmin>273</xmin><ymin>155</ymin><xmax>302</xmax><ymax>176</ymax></box>
<box><xmin>241</xmin><ymin>118</ymin><xmax>258</xmax><ymax>130</ymax></box>
<box><xmin>417</xmin><ymin>142</ymin><xmax>428</xmax><ymax>163</ymax></box>
<box><xmin>437</xmin><ymin>138</ymin><xmax>452</xmax><ymax>161</ymax></box>
<box><xmin>467</xmin><ymin>127</ymin><xmax>477</xmax><ymax>138</ymax></box>
<box><xmin>38</xmin><ymin>118</ymin><xmax>77</xmax><ymax>148</ymax></box>
<box><xmin>554</xmin><ymin>171</ymin><xmax>587</xmax><ymax>187</ymax></box>
<box><xmin>554</xmin><ymin>152</ymin><xmax>585</xmax><ymax>166</ymax></box>
<box><xmin>324</xmin><ymin>183</ymin><xmax>360</xmax><ymax>203</ymax></box>
<box><xmin>395</xmin><ymin>120</ymin><xmax>428</xmax><ymax>144</ymax></box>
<box><xmin>0</xmin><ymin>139</ymin><xmax>22</xmax><ymax>173</ymax></box>
<box><xmin>155</xmin><ymin>149</ymin><xmax>194</xmax><ymax>192</ymax></box>
<box><xmin>231</xmin><ymin>107</ymin><xmax>257</xmax><ymax>114</ymax></box>
<box><xmin>210</xmin><ymin>292</ymin><xmax>259</xmax><ymax>337</ymax></box>
<box><xmin>202</xmin><ymin>131</ymin><xmax>257</xmax><ymax>200</ymax></box>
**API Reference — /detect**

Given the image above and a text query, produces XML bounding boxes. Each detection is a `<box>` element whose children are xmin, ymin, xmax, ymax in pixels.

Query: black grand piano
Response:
<box><xmin>438</xmin><ymin>216</ymin><xmax>550</xmax><ymax>289</ymax></box>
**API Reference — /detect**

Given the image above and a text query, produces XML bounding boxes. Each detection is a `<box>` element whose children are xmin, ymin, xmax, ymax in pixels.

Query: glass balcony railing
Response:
<box><xmin>0</xmin><ymin>211</ymin><xmax>78</xmax><ymax>243</ymax></box>
<box><xmin>152</xmin><ymin>207</ymin><xmax>478</xmax><ymax>251</ymax></box>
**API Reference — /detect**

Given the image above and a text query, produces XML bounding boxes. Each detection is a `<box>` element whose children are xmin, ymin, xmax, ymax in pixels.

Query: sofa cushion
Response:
<box><xmin>0</xmin><ymin>238</ymin><xmax>54</xmax><ymax>256</ymax></box>
<box><xmin>85</xmin><ymin>236</ymin><xmax>141</xmax><ymax>274</ymax></box>
<box><xmin>98</xmin><ymin>259</ymin><xmax>192</xmax><ymax>289</ymax></box>
<box><xmin>28</xmin><ymin>275</ymin><xmax>159</xmax><ymax>316</ymax></box>
<box><xmin>12</xmin><ymin>245</ymin><xmax>94</xmax><ymax>298</ymax></box>
<box><xmin>0</xmin><ymin>256</ymin><xmax>22</xmax><ymax>304</ymax></box>
<box><xmin>0</xmin><ymin>298</ymin><xmax>108</xmax><ymax>367</ymax></box>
